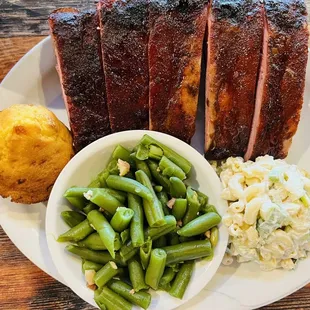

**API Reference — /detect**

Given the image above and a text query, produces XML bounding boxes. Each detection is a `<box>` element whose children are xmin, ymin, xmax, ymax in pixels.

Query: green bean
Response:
<box><xmin>159</xmin><ymin>267</ymin><xmax>176</xmax><ymax>287</ymax></box>
<box><xmin>140</xmin><ymin>239</ymin><xmax>152</xmax><ymax>270</ymax></box>
<box><xmin>61</xmin><ymin>211</ymin><xmax>85</xmax><ymax>228</ymax></box>
<box><xmin>183</xmin><ymin>187</ymin><xmax>201</xmax><ymax>225</ymax></box>
<box><xmin>196</xmin><ymin>190</ymin><xmax>209</xmax><ymax>207</ymax></box>
<box><xmin>65</xmin><ymin>245</ymin><xmax>126</xmax><ymax>266</ymax></box>
<box><xmin>159</xmin><ymin>156</ymin><xmax>186</xmax><ymax>180</ymax></box>
<box><xmin>210</xmin><ymin>227</ymin><xmax>219</xmax><ymax>247</ymax></box>
<box><xmin>153</xmin><ymin>235</ymin><xmax>167</xmax><ymax>248</ymax></box>
<box><xmin>177</xmin><ymin>212</ymin><xmax>221</xmax><ymax>237</ymax></box>
<box><xmin>83</xmin><ymin>202</ymin><xmax>98</xmax><ymax>214</ymax></box>
<box><xmin>169</xmin><ymin>264</ymin><xmax>180</xmax><ymax>273</ymax></box>
<box><xmin>101</xmin><ymin>188</ymin><xmax>127</xmax><ymax>204</ymax></box>
<box><xmin>94</xmin><ymin>261</ymin><xmax>122</xmax><ymax>288</ymax></box>
<box><xmin>112</xmin><ymin>145</ymin><xmax>132</xmax><ymax>162</ymax></box>
<box><xmin>95</xmin><ymin>287</ymin><xmax>132</xmax><ymax>310</ymax></box>
<box><xmin>135</xmin><ymin>170</ymin><xmax>165</xmax><ymax>227</ymax></box>
<box><xmin>87</xmin><ymin>210</ymin><xmax>117</xmax><ymax>258</ymax></box>
<box><xmin>172</xmin><ymin>199</ymin><xmax>187</xmax><ymax>220</ymax></box>
<box><xmin>98</xmin><ymin>169</ymin><xmax>110</xmax><ymax>188</ymax></box>
<box><xmin>145</xmin><ymin>249</ymin><xmax>167</xmax><ymax>290</ymax></box>
<box><xmin>169</xmin><ymin>232</ymin><xmax>180</xmax><ymax>246</ymax></box>
<box><xmin>136</xmin><ymin>144</ymin><xmax>149</xmax><ymax>160</ymax></box>
<box><xmin>128</xmin><ymin>194</ymin><xmax>144</xmax><ymax>247</ymax></box>
<box><xmin>163</xmin><ymin>240</ymin><xmax>212</xmax><ymax>265</ymax></box>
<box><xmin>83</xmin><ymin>260</ymin><xmax>103</xmax><ymax>272</ymax></box>
<box><xmin>107</xmin><ymin>159</ymin><xmax>119</xmax><ymax>175</ymax></box>
<box><xmin>169</xmin><ymin>177</ymin><xmax>186</xmax><ymax>198</ymax></box>
<box><xmin>148</xmin><ymin>144</ymin><xmax>163</xmax><ymax>160</ymax></box>
<box><xmin>57</xmin><ymin>219</ymin><xmax>94</xmax><ymax>242</ymax></box>
<box><xmin>128</xmin><ymin>258</ymin><xmax>149</xmax><ymax>291</ymax></box>
<box><xmin>78</xmin><ymin>232</ymin><xmax>122</xmax><ymax>251</ymax></box>
<box><xmin>94</xmin><ymin>289</ymin><xmax>107</xmax><ymax>310</ymax></box>
<box><xmin>144</xmin><ymin>215</ymin><xmax>176</xmax><ymax>241</ymax></box>
<box><xmin>159</xmin><ymin>282</ymin><xmax>171</xmax><ymax>292</ymax></box>
<box><xmin>154</xmin><ymin>185</ymin><xmax>163</xmax><ymax>193</ymax></box>
<box><xmin>140</xmin><ymin>135</ymin><xmax>192</xmax><ymax>174</ymax></box>
<box><xmin>121</xmin><ymin>229</ymin><xmax>130</xmax><ymax>244</ymax></box>
<box><xmin>108</xmin><ymin>280</ymin><xmax>151</xmax><ymax>310</ymax></box>
<box><xmin>169</xmin><ymin>261</ymin><xmax>194</xmax><ymax>299</ymax></box>
<box><xmin>147</xmin><ymin>160</ymin><xmax>171</xmax><ymax>192</ymax></box>
<box><xmin>120</xmin><ymin>242</ymin><xmax>139</xmax><ymax>262</ymax></box>
<box><xmin>157</xmin><ymin>191</ymin><xmax>170</xmax><ymax>215</ymax></box>
<box><xmin>106</xmin><ymin>175</ymin><xmax>152</xmax><ymax>200</ymax></box>
<box><xmin>200</xmin><ymin>204</ymin><xmax>219</xmax><ymax>215</ymax></box>
<box><xmin>64</xmin><ymin>190</ymin><xmax>86</xmax><ymax>210</ymax></box>
<box><xmin>178</xmin><ymin>236</ymin><xmax>196</xmax><ymax>243</ymax></box>
<box><xmin>88</xmin><ymin>178</ymin><xmax>101</xmax><ymax>188</ymax></box>
<box><xmin>135</xmin><ymin>159</ymin><xmax>152</xmax><ymax>180</ymax></box>
<box><xmin>110</xmin><ymin>207</ymin><xmax>134</xmax><ymax>232</ymax></box>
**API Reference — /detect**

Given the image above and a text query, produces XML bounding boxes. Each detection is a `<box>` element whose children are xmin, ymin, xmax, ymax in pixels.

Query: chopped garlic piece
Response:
<box><xmin>117</xmin><ymin>159</ymin><xmax>130</xmax><ymax>176</ymax></box>
<box><xmin>167</xmin><ymin>198</ymin><xmax>176</xmax><ymax>209</ymax></box>
<box><xmin>85</xmin><ymin>269</ymin><xmax>96</xmax><ymax>286</ymax></box>
<box><xmin>177</xmin><ymin>220</ymin><xmax>183</xmax><ymax>227</ymax></box>
<box><xmin>84</xmin><ymin>190</ymin><xmax>93</xmax><ymax>200</ymax></box>
<box><xmin>129</xmin><ymin>289</ymin><xmax>135</xmax><ymax>295</ymax></box>
<box><xmin>205</xmin><ymin>231</ymin><xmax>211</xmax><ymax>238</ymax></box>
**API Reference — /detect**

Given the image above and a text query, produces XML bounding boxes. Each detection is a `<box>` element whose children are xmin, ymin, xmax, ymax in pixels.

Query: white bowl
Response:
<box><xmin>46</xmin><ymin>130</ymin><xmax>228</xmax><ymax>310</ymax></box>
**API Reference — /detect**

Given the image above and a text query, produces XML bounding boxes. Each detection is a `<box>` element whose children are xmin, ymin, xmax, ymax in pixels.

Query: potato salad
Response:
<box><xmin>218</xmin><ymin>155</ymin><xmax>310</xmax><ymax>271</ymax></box>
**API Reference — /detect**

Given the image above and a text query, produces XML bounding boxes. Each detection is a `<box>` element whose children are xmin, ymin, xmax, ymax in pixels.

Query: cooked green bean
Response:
<box><xmin>147</xmin><ymin>160</ymin><xmax>171</xmax><ymax>192</ymax></box>
<box><xmin>159</xmin><ymin>156</ymin><xmax>186</xmax><ymax>180</ymax></box>
<box><xmin>169</xmin><ymin>177</ymin><xmax>186</xmax><ymax>198</ymax></box>
<box><xmin>140</xmin><ymin>239</ymin><xmax>152</xmax><ymax>270</ymax></box>
<box><xmin>196</xmin><ymin>190</ymin><xmax>209</xmax><ymax>207</ymax></box>
<box><xmin>200</xmin><ymin>204</ymin><xmax>219</xmax><ymax>215</ymax></box>
<box><xmin>88</xmin><ymin>178</ymin><xmax>101</xmax><ymax>188</ymax></box>
<box><xmin>159</xmin><ymin>267</ymin><xmax>176</xmax><ymax>287</ymax></box>
<box><xmin>159</xmin><ymin>282</ymin><xmax>171</xmax><ymax>292</ymax></box>
<box><xmin>145</xmin><ymin>249</ymin><xmax>167</xmax><ymax>290</ymax></box>
<box><xmin>128</xmin><ymin>258</ymin><xmax>149</xmax><ymax>291</ymax></box>
<box><xmin>101</xmin><ymin>188</ymin><xmax>127</xmax><ymax>204</ymax></box>
<box><xmin>178</xmin><ymin>236</ymin><xmax>196</xmax><ymax>243</ymax></box>
<box><xmin>77</xmin><ymin>232</ymin><xmax>121</xmax><ymax>251</ymax></box>
<box><xmin>177</xmin><ymin>212</ymin><xmax>221</xmax><ymax>237</ymax></box>
<box><xmin>94</xmin><ymin>261</ymin><xmax>122</xmax><ymax>288</ymax></box>
<box><xmin>163</xmin><ymin>240</ymin><xmax>212</xmax><ymax>265</ymax></box>
<box><xmin>95</xmin><ymin>287</ymin><xmax>132</xmax><ymax>310</ymax></box>
<box><xmin>169</xmin><ymin>261</ymin><xmax>194</xmax><ymax>299</ymax></box>
<box><xmin>120</xmin><ymin>242</ymin><xmax>139</xmax><ymax>262</ymax></box>
<box><xmin>110</xmin><ymin>207</ymin><xmax>134</xmax><ymax>232</ymax></box>
<box><xmin>144</xmin><ymin>215</ymin><xmax>176</xmax><ymax>241</ymax></box>
<box><xmin>65</xmin><ymin>245</ymin><xmax>126</xmax><ymax>266</ymax></box>
<box><xmin>87</xmin><ymin>210</ymin><xmax>117</xmax><ymax>258</ymax></box>
<box><xmin>83</xmin><ymin>260</ymin><xmax>103</xmax><ymax>272</ymax></box>
<box><xmin>210</xmin><ymin>227</ymin><xmax>219</xmax><ymax>247</ymax></box>
<box><xmin>128</xmin><ymin>194</ymin><xmax>144</xmax><ymax>247</ymax></box>
<box><xmin>83</xmin><ymin>202</ymin><xmax>98</xmax><ymax>214</ymax></box>
<box><xmin>135</xmin><ymin>170</ymin><xmax>165</xmax><ymax>227</ymax></box>
<box><xmin>121</xmin><ymin>229</ymin><xmax>130</xmax><ymax>244</ymax></box>
<box><xmin>108</xmin><ymin>280</ymin><xmax>151</xmax><ymax>310</ymax></box>
<box><xmin>64</xmin><ymin>190</ymin><xmax>86</xmax><ymax>210</ymax></box>
<box><xmin>172</xmin><ymin>199</ymin><xmax>187</xmax><ymax>220</ymax></box>
<box><xmin>106</xmin><ymin>175</ymin><xmax>153</xmax><ymax>200</ymax></box>
<box><xmin>183</xmin><ymin>187</ymin><xmax>200</xmax><ymax>225</ymax></box>
<box><xmin>136</xmin><ymin>144</ymin><xmax>149</xmax><ymax>160</ymax></box>
<box><xmin>157</xmin><ymin>191</ymin><xmax>170</xmax><ymax>215</ymax></box>
<box><xmin>107</xmin><ymin>159</ymin><xmax>119</xmax><ymax>175</ymax></box>
<box><xmin>112</xmin><ymin>145</ymin><xmax>132</xmax><ymax>162</ymax></box>
<box><xmin>148</xmin><ymin>144</ymin><xmax>163</xmax><ymax>160</ymax></box>
<box><xmin>169</xmin><ymin>232</ymin><xmax>180</xmax><ymax>246</ymax></box>
<box><xmin>140</xmin><ymin>135</ymin><xmax>192</xmax><ymax>174</ymax></box>
<box><xmin>94</xmin><ymin>289</ymin><xmax>107</xmax><ymax>310</ymax></box>
<box><xmin>153</xmin><ymin>235</ymin><xmax>167</xmax><ymax>248</ymax></box>
<box><xmin>61</xmin><ymin>210</ymin><xmax>85</xmax><ymax>228</ymax></box>
<box><xmin>57</xmin><ymin>219</ymin><xmax>94</xmax><ymax>242</ymax></box>
<box><xmin>154</xmin><ymin>185</ymin><xmax>163</xmax><ymax>193</ymax></box>
<box><xmin>135</xmin><ymin>159</ymin><xmax>152</xmax><ymax>180</ymax></box>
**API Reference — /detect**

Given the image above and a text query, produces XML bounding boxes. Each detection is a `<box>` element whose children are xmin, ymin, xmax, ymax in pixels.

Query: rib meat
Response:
<box><xmin>245</xmin><ymin>0</ymin><xmax>309</xmax><ymax>160</ymax></box>
<box><xmin>49</xmin><ymin>8</ymin><xmax>110</xmax><ymax>152</ymax></box>
<box><xmin>98</xmin><ymin>0</ymin><xmax>149</xmax><ymax>132</ymax></box>
<box><xmin>205</xmin><ymin>0</ymin><xmax>264</xmax><ymax>159</ymax></box>
<box><xmin>149</xmin><ymin>0</ymin><xmax>208</xmax><ymax>143</ymax></box>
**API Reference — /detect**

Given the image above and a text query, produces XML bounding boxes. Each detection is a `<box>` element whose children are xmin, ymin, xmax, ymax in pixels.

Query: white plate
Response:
<box><xmin>0</xmin><ymin>36</ymin><xmax>310</xmax><ymax>309</ymax></box>
<box><xmin>45</xmin><ymin>130</ymin><xmax>228</xmax><ymax>309</ymax></box>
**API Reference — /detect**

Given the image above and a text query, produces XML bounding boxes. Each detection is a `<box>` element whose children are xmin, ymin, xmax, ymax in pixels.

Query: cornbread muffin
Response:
<box><xmin>0</xmin><ymin>104</ymin><xmax>74</xmax><ymax>204</ymax></box>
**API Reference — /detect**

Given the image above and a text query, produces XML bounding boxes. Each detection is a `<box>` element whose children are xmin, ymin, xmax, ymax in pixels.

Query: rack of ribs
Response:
<box><xmin>98</xmin><ymin>0</ymin><xmax>149</xmax><ymax>132</ymax></box>
<box><xmin>205</xmin><ymin>0</ymin><xmax>264</xmax><ymax>160</ymax></box>
<box><xmin>148</xmin><ymin>0</ymin><xmax>208</xmax><ymax>143</ymax></box>
<box><xmin>49</xmin><ymin>8</ymin><xmax>111</xmax><ymax>152</ymax></box>
<box><xmin>245</xmin><ymin>0</ymin><xmax>309</xmax><ymax>160</ymax></box>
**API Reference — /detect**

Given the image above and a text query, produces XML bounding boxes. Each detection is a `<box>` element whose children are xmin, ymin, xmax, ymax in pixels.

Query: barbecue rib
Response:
<box><xmin>205</xmin><ymin>0</ymin><xmax>264</xmax><ymax>159</ymax></box>
<box><xmin>149</xmin><ymin>0</ymin><xmax>208</xmax><ymax>143</ymax></box>
<box><xmin>49</xmin><ymin>9</ymin><xmax>111</xmax><ymax>152</ymax></box>
<box><xmin>245</xmin><ymin>0</ymin><xmax>309</xmax><ymax>160</ymax></box>
<box><xmin>98</xmin><ymin>0</ymin><xmax>149</xmax><ymax>132</ymax></box>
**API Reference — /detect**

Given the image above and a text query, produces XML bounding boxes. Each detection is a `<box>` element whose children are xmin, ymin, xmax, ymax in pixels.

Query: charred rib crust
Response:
<box><xmin>99</xmin><ymin>0</ymin><xmax>149</xmax><ymax>132</ymax></box>
<box><xmin>149</xmin><ymin>0</ymin><xmax>208</xmax><ymax>143</ymax></box>
<box><xmin>49</xmin><ymin>9</ymin><xmax>111</xmax><ymax>152</ymax></box>
<box><xmin>205</xmin><ymin>0</ymin><xmax>264</xmax><ymax>159</ymax></box>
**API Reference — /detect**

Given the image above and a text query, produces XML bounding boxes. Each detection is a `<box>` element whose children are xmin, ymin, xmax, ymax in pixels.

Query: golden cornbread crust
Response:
<box><xmin>0</xmin><ymin>104</ymin><xmax>74</xmax><ymax>204</ymax></box>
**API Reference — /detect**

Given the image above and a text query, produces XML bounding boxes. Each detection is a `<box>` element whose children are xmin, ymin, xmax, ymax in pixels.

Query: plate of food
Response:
<box><xmin>0</xmin><ymin>0</ymin><xmax>310</xmax><ymax>309</ymax></box>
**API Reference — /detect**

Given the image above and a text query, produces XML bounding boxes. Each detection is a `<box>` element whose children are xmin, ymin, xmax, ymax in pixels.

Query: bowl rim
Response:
<box><xmin>45</xmin><ymin>130</ymin><xmax>229</xmax><ymax>309</ymax></box>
